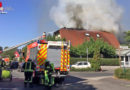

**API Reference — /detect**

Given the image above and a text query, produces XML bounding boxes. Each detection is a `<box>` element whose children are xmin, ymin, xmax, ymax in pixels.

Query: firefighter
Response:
<box><xmin>0</xmin><ymin>56</ymin><xmax>6</xmax><ymax>80</ymax></box>
<box><xmin>22</xmin><ymin>58</ymin><xmax>36</xmax><ymax>88</ymax></box>
<box><xmin>44</xmin><ymin>61</ymin><xmax>54</xmax><ymax>86</ymax></box>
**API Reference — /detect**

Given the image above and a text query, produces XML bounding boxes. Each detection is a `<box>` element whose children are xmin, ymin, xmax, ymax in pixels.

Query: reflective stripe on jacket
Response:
<box><xmin>24</xmin><ymin>62</ymin><xmax>33</xmax><ymax>72</ymax></box>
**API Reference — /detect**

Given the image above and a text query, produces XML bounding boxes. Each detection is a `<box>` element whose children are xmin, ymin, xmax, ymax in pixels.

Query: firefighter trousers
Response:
<box><xmin>24</xmin><ymin>72</ymin><xmax>33</xmax><ymax>86</ymax></box>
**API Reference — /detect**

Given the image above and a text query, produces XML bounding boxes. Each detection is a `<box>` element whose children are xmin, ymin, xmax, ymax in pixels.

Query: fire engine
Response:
<box><xmin>2</xmin><ymin>33</ymin><xmax>70</xmax><ymax>87</ymax></box>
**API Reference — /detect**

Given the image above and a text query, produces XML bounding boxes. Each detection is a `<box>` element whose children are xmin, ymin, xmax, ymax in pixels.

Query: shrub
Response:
<box><xmin>90</xmin><ymin>46</ymin><xmax>101</xmax><ymax>71</ymax></box>
<box><xmin>114</xmin><ymin>68</ymin><xmax>124</xmax><ymax>78</ymax></box>
<box><xmin>114</xmin><ymin>68</ymin><xmax>130</xmax><ymax>80</ymax></box>
<box><xmin>100</xmin><ymin>58</ymin><xmax>119</xmax><ymax>66</ymax></box>
<box><xmin>90</xmin><ymin>59</ymin><xmax>101</xmax><ymax>71</ymax></box>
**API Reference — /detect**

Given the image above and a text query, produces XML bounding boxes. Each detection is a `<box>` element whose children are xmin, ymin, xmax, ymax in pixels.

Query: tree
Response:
<box><xmin>91</xmin><ymin>45</ymin><xmax>101</xmax><ymax>71</ymax></box>
<box><xmin>1</xmin><ymin>47</ymin><xmax>17</xmax><ymax>60</ymax></box>
<box><xmin>0</xmin><ymin>46</ymin><xmax>3</xmax><ymax>54</ymax></box>
<box><xmin>4</xmin><ymin>46</ymin><xmax>9</xmax><ymax>50</ymax></box>
<box><xmin>70</xmin><ymin>38</ymin><xmax>116</xmax><ymax>58</ymax></box>
<box><xmin>0</xmin><ymin>46</ymin><xmax>3</xmax><ymax>51</ymax></box>
<box><xmin>124</xmin><ymin>31</ymin><xmax>130</xmax><ymax>47</ymax></box>
<box><xmin>46</xmin><ymin>34</ymin><xmax>65</xmax><ymax>41</ymax></box>
<box><xmin>22</xmin><ymin>46</ymin><xmax>27</xmax><ymax>58</ymax></box>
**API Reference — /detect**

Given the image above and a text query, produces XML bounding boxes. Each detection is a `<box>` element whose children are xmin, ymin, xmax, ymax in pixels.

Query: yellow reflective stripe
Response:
<box><xmin>63</xmin><ymin>50</ymin><xmax>67</xmax><ymax>71</ymax></box>
<box><xmin>40</xmin><ymin>45</ymin><xmax>46</xmax><ymax>49</ymax></box>
<box><xmin>37</xmin><ymin>55</ymin><xmax>47</xmax><ymax>64</ymax></box>
<box><xmin>39</xmin><ymin>48</ymin><xmax>47</xmax><ymax>55</ymax></box>
<box><xmin>60</xmin><ymin>49</ymin><xmax>64</xmax><ymax>71</ymax></box>
<box><xmin>37</xmin><ymin>50</ymin><xmax>47</xmax><ymax>59</ymax></box>
<box><xmin>37</xmin><ymin>57</ymin><xmax>46</xmax><ymax>63</ymax></box>
<box><xmin>37</xmin><ymin>53</ymin><xmax>47</xmax><ymax>61</ymax></box>
<box><xmin>37</xmin><ymin>44</ymin><xmax>47</xmax><ymax>65</ymax></box>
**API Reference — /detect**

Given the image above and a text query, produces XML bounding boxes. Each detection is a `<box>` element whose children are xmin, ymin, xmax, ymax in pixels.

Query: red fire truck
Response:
<box><xmin>26</xmin><ymin>40</ymin><xmax>70</xmax><ymax>84</ymax></box>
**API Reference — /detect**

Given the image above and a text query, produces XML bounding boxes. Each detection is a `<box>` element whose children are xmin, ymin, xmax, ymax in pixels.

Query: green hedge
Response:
<box><xmin>70</xmin><ymin>58</ymin><xmax>119</xmax><ymax>66</ymax></box>
<box><xmin>114</xmin><ymin>68</ymin><xmax>130</xmax><ymax>80</ymax></box>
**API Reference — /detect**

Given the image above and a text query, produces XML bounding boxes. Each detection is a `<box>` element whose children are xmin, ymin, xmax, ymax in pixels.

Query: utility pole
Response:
<box><xmin>119</xmin><ymin>47</ymin><xmax>121</xmax><ymax>68</ymax></box>
<box><xmin>87</xmin><ymin>48</ymin><xmax>88</xmax><ymax>62</ymax></box>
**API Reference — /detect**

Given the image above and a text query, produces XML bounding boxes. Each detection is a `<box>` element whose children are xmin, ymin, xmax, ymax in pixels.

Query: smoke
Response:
<box><xmin>50</xmin><ymin>0</ymin><xmax>123</xmax><ymax>33</ymax></box>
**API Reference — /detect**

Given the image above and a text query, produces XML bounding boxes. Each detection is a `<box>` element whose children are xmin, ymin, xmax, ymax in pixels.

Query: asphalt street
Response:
<box><xmin>0</xmin><ymin>69</ymin><xmax>130</xmax><ymax>90</ymax></box>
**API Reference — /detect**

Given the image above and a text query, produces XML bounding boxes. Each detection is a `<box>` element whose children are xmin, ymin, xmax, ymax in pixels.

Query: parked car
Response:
<box><xmin>71</xmin><ymin>61</ymin><xmax>91</xmax><ymax>69</ymax></box>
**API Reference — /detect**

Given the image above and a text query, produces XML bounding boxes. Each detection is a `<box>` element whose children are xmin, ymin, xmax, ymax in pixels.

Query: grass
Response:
<box><xmin>114</xmin><ymin>68</ymin><xmax>130</xmax><ymax>80</ymax></box>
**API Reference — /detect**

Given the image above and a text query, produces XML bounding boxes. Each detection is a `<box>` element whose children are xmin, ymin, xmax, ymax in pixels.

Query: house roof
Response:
<box><xmin>55</xmin><ymin>28</ymin><xmax>120</xmax><ymax>49</ymax></box>
<box><xmin>116</xmin><ymin>49</ymin><xmax>130</xmax><ymax>56</ymax></box>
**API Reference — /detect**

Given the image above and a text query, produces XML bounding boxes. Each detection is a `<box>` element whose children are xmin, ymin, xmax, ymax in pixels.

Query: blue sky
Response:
<box><xmin>0</xmin><ymin>0</ymin><xmax>130</xmax><ymax>48</ymax></box>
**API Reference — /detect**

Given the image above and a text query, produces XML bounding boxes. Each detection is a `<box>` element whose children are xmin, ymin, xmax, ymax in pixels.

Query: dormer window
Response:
<box><xmin>85</xmin><ymin>33</ymin><xmax>90</xmax><ymax>37</ymax></box>
<box><xmin>97</xmin><ymin>34</ymin><xmax>100</xmax><ymax>38</ymax></box>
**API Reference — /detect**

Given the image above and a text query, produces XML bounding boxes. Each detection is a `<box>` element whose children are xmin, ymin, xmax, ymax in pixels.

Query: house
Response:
<box><xmin>116</xmin><ymin>47</ymin><xmax>130</xmax><ymax>67</ymax></box>
<box><xmin>54</xmin><ymin>28</ymin><xmax>120</xmax><ymax>49</ymax></box>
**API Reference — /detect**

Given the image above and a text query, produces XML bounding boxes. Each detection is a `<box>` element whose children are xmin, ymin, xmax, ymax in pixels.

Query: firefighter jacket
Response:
<box><xmin>0</xmin><ymin>60</ymin><xmax>6</xmax><ymax>69</ymax></box>
<box><xmin>22</xmin><ymin>61</ymin><xmax>36</xmax><ymax>72</ymax></box>
<box><xmin>45</xmin><ymin>63</ymin><xmax>54</xmax><ymax>75</ymax></box>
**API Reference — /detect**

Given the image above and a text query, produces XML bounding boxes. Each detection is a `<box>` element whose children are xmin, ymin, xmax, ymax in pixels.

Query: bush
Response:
<box><xmin>90</xmin><ymin>59</ymin><xmax>101</xmax><ymax>71</ymax></box>
<box><xmin>100</xmin><ymin>58</ymin><xmax>119</xmax><ymax>66</ymax></box>
<box><xmin>70</xmin><ymin>58</ymin><xmax>119</xmax><ymax>66</ymax></box>
<box><xmin>114</xmin><ymin>68</ymin><xmax>130</xmax><ymax>80</ymax></box>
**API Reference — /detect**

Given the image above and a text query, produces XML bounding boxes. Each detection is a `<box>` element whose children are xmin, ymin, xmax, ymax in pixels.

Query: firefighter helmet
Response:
<box><xmin>28</xmin><ymin>58</ymin><xmax>32</xmax><ymax>62</ymax></box>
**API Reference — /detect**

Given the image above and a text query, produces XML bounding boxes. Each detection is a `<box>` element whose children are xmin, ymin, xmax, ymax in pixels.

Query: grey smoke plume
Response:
<box><xmin>50</xmin><ymin>0</ymin><xmax>123</xmax><ymax>33</ymax></box>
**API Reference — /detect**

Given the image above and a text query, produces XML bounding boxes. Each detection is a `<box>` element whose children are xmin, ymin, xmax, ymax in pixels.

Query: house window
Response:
<box><xmin>57</xmin><ymin>34</ymin><xmax>61</xmax><ymax>38</ymax></box>
<box><xmin>85</xmin><ymin>33</ymin><xmax>90</xmax><ymax>37</ymax></box>
<box><xmin>125</xmin><ymin>56</ymin><xmax>128</xmax><ymax>62</ymax></box>
<box><xmin>97</xmin><ymin>34</ymin><xmax>100</xmax><ymax>38</ymax></box>
<box><xmin>56</xmin><ymin>34</ymin><xmax>61</xmax><ymax>39</ymax></box>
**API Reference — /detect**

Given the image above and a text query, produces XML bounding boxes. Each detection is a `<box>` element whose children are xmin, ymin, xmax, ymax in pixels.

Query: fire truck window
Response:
<box><xmin>29</xmin><ymin>47</ymin><xmax>38</xmax><ymax>62</ymax></box>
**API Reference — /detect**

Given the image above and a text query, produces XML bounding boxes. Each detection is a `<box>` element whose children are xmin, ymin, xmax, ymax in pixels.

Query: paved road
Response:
<box><xmin>0</xmin><ymin>69</ymin><xmax>130</xmax><ymax>90</ymax></box>
<box><xmin>0</xmin><ymin>70</ymin><xmax>96</xmax><ymax>90</ymax></box>
<box><xmin>69</xmin><ymin>71</ymin><xmax>113</xmax><ymax>78</ymax></box>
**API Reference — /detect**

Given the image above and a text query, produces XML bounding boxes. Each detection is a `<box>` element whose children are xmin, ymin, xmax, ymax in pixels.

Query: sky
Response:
<box><xmin>0</xmin><ymin>0</ymin><xmax>130</xmax><ymax>48</ymax></box>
